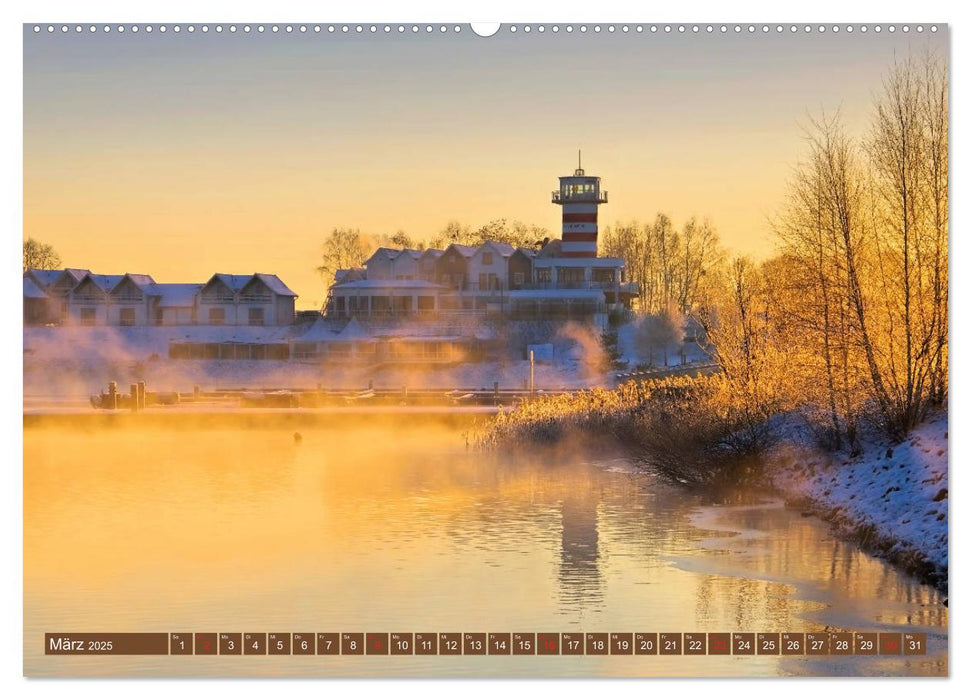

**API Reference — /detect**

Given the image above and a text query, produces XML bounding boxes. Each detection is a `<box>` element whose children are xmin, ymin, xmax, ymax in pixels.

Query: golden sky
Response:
<box><xmin>23</xmin><ymin>26</ymin><xmax>947</xmax><ymax>308</ymax></box>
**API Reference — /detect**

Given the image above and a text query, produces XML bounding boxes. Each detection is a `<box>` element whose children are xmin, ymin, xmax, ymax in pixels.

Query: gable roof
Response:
<box><xmin>445</xmin><ymin>244</ymin><xmax>477</xmax><ymax>258</ymax></box>
<box><xmin>24</xmin><ymin>269</ymin><xmax>61</xmax><ymax>288</ymax></box>
<box><xmin>250</xmin><ymin>273</ymin><xmax>297</xmax><ymax>297</ymax></box>
<box><xmin>419</xmin><ymin>248</ymin><xmax>444</xmax><ymax>260</ymax></box>
<box><xmin>203</xmin><ymin>273</ymin><xmax>251</xmax><ymax>293</ymax></box>
<box><xmin>76</xmin><ymin>273</ymin><xmax>125</xmax><ymax>292</ymax></box>
<box><xmin>23</xmin><ymin>277</ymin><xmax>48</xmax><ymax>299</ymax></box>
<box><xmin>110</xmin><ymin>273</ymin><xmax>157</xmax><ymax>294</ymax></box>
<box><xmin>122</xmin><ymin>273</ymin><xmax>156</xmax><ymax>289</ymax></box>
<box><xmin>396</xmin><ymin>248</ymin><xmax>422</xmax><ymax>260</ymax></box>
<box><xmin>478</xmin><ymin>241</ymin><xmax>516</xmax><ymax>257</ymax></box>
<box><xmin>335</xmin><ymin>317</ymin><xmax>371</xmax><ymax>341</ymax></box>
<box><xmin>514</xmin><ymin>246</ymin><xmax>538</xmax><ymax>258</ymax></box>
<box><xmin>295</xmin><ymin>317</ymin><xmax>342</xmax><ymax>342</ymax></box>
<box><xmin>335</xmin><ymin>268</ymin><xmax>366</xmax><ymax>283</ymax></box>
<box><xmin>44</xmin><ymin>268</ymin><xmax>92</xmax><ymax>291</ymax></box>
<box><xmin>60</xmin><ymin>268</ymin><xmax>91</xmax><ymax>283</ymax></box>
<box><xmin>365</xmin><ymin>247</ymin><xmax>400</xmax><ymax>264</ymax></box>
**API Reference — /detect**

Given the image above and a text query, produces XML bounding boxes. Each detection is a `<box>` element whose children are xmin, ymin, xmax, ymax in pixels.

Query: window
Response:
<box><xmin>209</xmin><ymin>308</ymin><xmax>225</xmax><ymax>325</ymax></box>
<box><xmin>482</xmin><ymin>252</ymin><xmax>493</xmax><ymax>265</ymax></box>
<box><xmin>593</xmin><ymin>269</ymin><xmax>615</xmax><ymax>285</ymax></box>
<box><xmin>479</xmin><ymin>273</ymin><xmax>488</xmax><ymax>291</ymax></box>
<box><xmin>392</xmin><ymin>296</ymin><xmax>412</xmax><ymax>313</ymax></box>
<box><xmin>560</xmin><ymin>267</ymin><xmax>585</xmax><ymax>285</ymax></box>
<box><xmin>153</xmin><ymin>307</ymin><xmax>164</xmax><ymax>326</ymax></box>
<box><xmin>513</xmin><ymin>272</ymin><xmax>525</xmax><ymax>286</ymax></box>
<box><xmin>119</xmin><ymin>308</ymin><xmax>136</xmax><ymax>326</ymax></box>
<box><xmin>79</xmin><ymin>308</ymin><xmax>96</xmax><ymax>326</ymax></box>
<box><xmin>537</xmin><ymin>269</ymin><xmax>552</xmax><ymax>285</ymax></box>
<box><xmin>248</xmin><ymin>307</ymin><xmax>265</xmax><ymax>326</ymax></box>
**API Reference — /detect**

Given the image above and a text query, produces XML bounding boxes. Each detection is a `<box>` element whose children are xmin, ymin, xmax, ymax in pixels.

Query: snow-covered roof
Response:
<box><xmin>61</xmin><ymin>268</ymin><xmax>91</xmax><ymax>283</ymax></box>
<box><xmin>366</xmin><ymin>247</ymin><xmax>400</xmax><ymax>264</ymax></box>
<box><xmin>332</xmin><ymin>279</ymin><xmax>446</xmax><ymax>291</ymax></box>
<box><xmin>480</xmin><ymin>241</ymin><xmax>515</xmax><ymax>257</ymax></box>
<box><xmin>419</xmin><ymin>248</ymin><xmax>444</xmax><ymax>260</ymax></box>
<box><xmin>335</xmin><ymin>317</ymin><xmax>372</xmax><ymax>341</ymax></box>
<box><xmin>199</xmin><ymin>273</ymin><xmax>296</xmax><ymax>297</ymax></box>
<box><xmin>294</xmin><ymin>317</ymin><xmax>341</xmax><ymax>342</ymax></box>
<box><xmin>515</xmin><ymin>247</ymin><xmax>538</xmax><ymax>258</ymax></box>
<box><xmin>168</xmin><ymin>325</ymin><xmax>293</xmax><ymax>343</ymax></box>
<box><xmin>78</xmin><ymin>273</ymin><xmax>126</xmax><ymax>292</ymax></box>
<box><xmin>446</xmin><ymin>244</ymin><xmax>477</xmax><ymax>258</ymax></box>
<box><xmin>508</xmin><ymin>289</ymin><xmax>606</xmax><ymax>300</ymax></box>
<box><xmin>251</xmin><ymin>273</ymin><xmax>297</xmax><ymax>297</ymax></box>
<box><xmin>206</xmin><ymin>273</ymin><xmax>252</xmax><ymax>292</ymax></box>
<box><xmin>335</xmin><ymin>268</ymin><xmax>366</xmax><ymax>283</ymax></box>
<box><xmin>108</xmin><ymin>273</ymin><xmax>157</xmax><ymax>295</ymax></box>
<box><xmin>121</xmin><ymin>273</ymin><xmax>156</xmax><ymax>289</ymax></box>
<box><xmin>25</xmin><ymin>269</ymin><xmax>61</xmax><ymax>288</ymax></box>
<box><xmin>152</xmin><ymin>283</ymin><xmax>201</xmax><ymax>307</ymax></box>
<box><xmin>23</xmin><ymin>277</ymin><xmax>48</xmax><ymax>299</ymax></box>
<box><xmin>295</xmin><ymin>318</ymin><xmax>379</xmax><ymax>343</ymax></box>
<box><xmin>46</xmin><ymin>268</ymin><xmax>92</xmax><ymax>290</ymax></box>
<box><xmin>398</xmin><ymin>248</ymin><xmax>422</xmax><ymax>260</ymax></box>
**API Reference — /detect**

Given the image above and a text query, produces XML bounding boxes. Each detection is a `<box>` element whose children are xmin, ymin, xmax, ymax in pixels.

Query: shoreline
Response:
<box><xmin>478</xmin><ymin>399</ymin><xmax>949</xmax><ymax>597</ymax></box>
<box><xmin>763</xmin><ymin>412</ymin><xmax>948</xmax><ymax>596</ymax></box>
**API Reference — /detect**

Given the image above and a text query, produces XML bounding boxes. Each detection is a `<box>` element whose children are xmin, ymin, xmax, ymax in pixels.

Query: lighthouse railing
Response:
<box><xmin>551</xmin><ymin>190</ymin><xmax>608</xmax><ymax>203</ymax></box>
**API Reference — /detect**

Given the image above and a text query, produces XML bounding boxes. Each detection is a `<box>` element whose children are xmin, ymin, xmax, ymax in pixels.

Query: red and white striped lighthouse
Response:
<box><xmin>551</xmin><ymin>152</ymin><xmax>607</xmax><ymax>258</ymax></box>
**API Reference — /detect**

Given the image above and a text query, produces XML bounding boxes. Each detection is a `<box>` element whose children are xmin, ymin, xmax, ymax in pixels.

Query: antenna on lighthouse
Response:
<box><xmin>576</xmin><ymin>149</ymin><xmax>584</xmax><ymax>176</ymax></box>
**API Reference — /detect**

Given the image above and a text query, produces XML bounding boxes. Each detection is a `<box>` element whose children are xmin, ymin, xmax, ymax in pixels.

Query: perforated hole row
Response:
<box><xmin>30</xmin><ymin>24</ymin><xmax>940</xmax><ymax>35</ymax></box>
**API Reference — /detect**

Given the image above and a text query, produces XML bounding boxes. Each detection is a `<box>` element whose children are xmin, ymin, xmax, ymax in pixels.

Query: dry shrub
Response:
<box><xmin>478</xmin><ymin>373</ymin><xmax>776</xmax><ymax>485</ymax></box>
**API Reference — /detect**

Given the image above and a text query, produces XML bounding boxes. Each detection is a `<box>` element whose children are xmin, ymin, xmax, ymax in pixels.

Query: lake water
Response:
<box><xmin>23</xmin><ymin>413</ymin><xmax>948</xmax><ymax>677</ymax></box>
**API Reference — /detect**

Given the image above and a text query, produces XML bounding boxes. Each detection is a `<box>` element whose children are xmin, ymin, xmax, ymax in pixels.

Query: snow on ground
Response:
<box><xmin>768</xmin><ymin>411</ymin><xmax>948</xmax><ymax>590</ymax></box>
<box><xmin>614</xmin><ymin>319</ymin><xmax>710</xmax><ymax>369</ymax></box>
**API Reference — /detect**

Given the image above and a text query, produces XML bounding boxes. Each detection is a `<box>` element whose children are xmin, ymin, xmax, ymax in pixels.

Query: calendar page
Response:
<box><xmin>22</xmin><ymin>20</ymin><xmax>948</xmax><ymax>680</ymax></box>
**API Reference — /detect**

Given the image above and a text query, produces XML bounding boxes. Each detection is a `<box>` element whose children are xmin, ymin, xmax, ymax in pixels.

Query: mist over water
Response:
<box><xmin>23</xmin><ymin>415</ymin><xmax>946</xmax><ymax>677</ymax></box>
<box><xmin>23</xmin><ymin>323</ymin><xmax>612</xmax><ymax>406</ymax></box>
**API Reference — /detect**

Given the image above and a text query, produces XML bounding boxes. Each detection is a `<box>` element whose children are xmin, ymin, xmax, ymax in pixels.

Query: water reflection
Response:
<box><xmin>23</xmin><ymin>416</ymin><xmax>947</xmax><ymax>677</ymax></box>
<box><xmin>558</xmin><ymin>487</ymin><xmax>603</xmax><ymax>613</ymax></box>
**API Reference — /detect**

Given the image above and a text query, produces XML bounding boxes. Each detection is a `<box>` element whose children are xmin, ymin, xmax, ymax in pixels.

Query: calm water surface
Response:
<box><xmin>23</xmin><ymin>415</ymin><xmax>947</xmax><ymax>676</ymax></box>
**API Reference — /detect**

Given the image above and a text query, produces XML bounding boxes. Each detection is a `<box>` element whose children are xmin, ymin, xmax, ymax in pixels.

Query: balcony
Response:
<box><xmin>551</xmin><ymin>190</ymin><xmax>608</xmax><ymax>204</ymax></box>
<box><xmin>517</xmin><ymin>280</ymin><xmax>635</xmax><ymax>291</ymax></box>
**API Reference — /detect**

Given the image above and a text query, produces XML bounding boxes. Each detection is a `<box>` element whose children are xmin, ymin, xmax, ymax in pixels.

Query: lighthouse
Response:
<box><xmin>551</xmin><ymin>152</ymin><xmax>607</xmax><ymax>258</ymax></box>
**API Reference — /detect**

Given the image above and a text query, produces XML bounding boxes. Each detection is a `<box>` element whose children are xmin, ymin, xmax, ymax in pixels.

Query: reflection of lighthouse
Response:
<box><xmin>551</xmin><ymin>151</ymin><xmax>608</xmax><ymax>258</ymax></box>
<box><xmin>558</xmin><ymin>488</ymin><xmax>603</xmax><ymax>610</ymax></box>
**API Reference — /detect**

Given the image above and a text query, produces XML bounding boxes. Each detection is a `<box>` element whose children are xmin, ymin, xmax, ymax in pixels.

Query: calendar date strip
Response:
<box><xmin>46</xmin><ymin>632</ymin><xmax>926</xmax><ymax>656</ymax></box>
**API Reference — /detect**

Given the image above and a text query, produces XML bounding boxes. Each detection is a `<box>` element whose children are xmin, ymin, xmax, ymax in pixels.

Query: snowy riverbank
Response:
<box><xmin>766</xmin><ymin>411</ymin><xmax>948</xmax><ymax>594</ymax></box>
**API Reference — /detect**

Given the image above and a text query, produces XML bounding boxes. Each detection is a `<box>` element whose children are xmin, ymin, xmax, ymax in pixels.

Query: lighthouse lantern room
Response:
<box><xmin>551</xmin><ymin>151</ymin><xmax>608</xmax><ymax>258</ymax></box>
